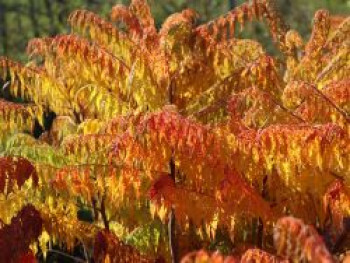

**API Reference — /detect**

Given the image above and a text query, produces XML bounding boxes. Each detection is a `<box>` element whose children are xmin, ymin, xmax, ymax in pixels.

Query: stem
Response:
<box><xmin>256</xmin><ymin>218</ymin><xmax>264</xmax><ymax>248</ymax></box>
<box><xmin>257</xmin><ymin>175</ymin><xmax>268</xmax><ymax>248</ymax></box>
<box><xmin>169</xmin><ymin>158</ymin><xmax>178</xmax><ymax>263</ymax></box>
<box><xmin>168</xmin><ymin>77</ymin><xmax>175</xmax><ymax>105</ymax></box>
<box><xmin>169</xmin><ymin>209</ymin><xmax>178</xmax><ymax>263</ymax></box>
<box><xmin>91</xmin><ymin>197</ymin><xmax>99</xmax><ymax>221</ymax></box>
<box><xmin>100</xmin><ymin>196</ymin><xmax>109</xmax><ymax>231</ymax></box>
<box><xmin>167</xmin><ymin>65</ymin><xmax>179</xmax><ymax>263</ymax></box>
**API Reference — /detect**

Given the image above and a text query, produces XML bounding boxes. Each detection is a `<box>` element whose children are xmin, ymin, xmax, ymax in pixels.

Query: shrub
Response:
<box><xmin>0</xmin><ymin>0</ymin><xmax>349</xmax><ymax>262</ymax></box>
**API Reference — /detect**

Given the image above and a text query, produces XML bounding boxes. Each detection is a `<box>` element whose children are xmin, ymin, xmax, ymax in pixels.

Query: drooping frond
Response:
<box><xmin>3</xmin><ymin>136</ymin><xmax>68</xmax><ymax>168</ymax></box>
<box><xmin>51</xmin><ymin>166</ymin><xmax>95</xmax><ymax>202</ymax></box>
<box><xmin>183</xmin><ymin>53</ymin><xmax>283</xmax><ymax>125</ymax></box>
<box><xmin>282</xmin><ymin>80</ymin><xmax>350</xmax><ymax>127</ymax></box>
<box><xmin>0</xmin><ymin>58</ymin><xmax>49</xmax><ymax>116</ymax></box>
<box><xmin>181</xmin><ymin>250</ymin><xmax>238</xmax><ymax>263</ymax></box>
<box><xmin>68</xmin><ymin>9</ymin><xmax>135</xmax><ymax>65</ymax></box>
<box><xmin>323</xmin><ymin>180</ymin><xmax>350</xmax><ymax>234</ymax></box>
<box><xmin>0</xmin><ymin>99</ymin><xmax>38</xmax><ymax>132</ymax></box>
<box><xmin>0</xmin><ymin>57</ymin><xmax>73</xmax><ymax>118</ymax></box>
<box><xmin>0</xmin><ymin>57</ymin><xmax>40</xmax><ymax>100</ymax></box>
<box><xmin>68</xmin><ymin>8</ymin><xmax>164</xmax><ymax>110</ymax></box>
<box><xmin>238</xmin><ymin>55</ymin><xmax>283</xmax><ymax>98</ymax></box>
<box><xmin>324</xmin><ymin>16</ymin><xmax>350</xmax><ymax>55</ymax></box>
<box><xmin>305</xmin><ymin>10</ymin><xmax>330</xmax><ymax>57</ymax></box>
<box><xmin>111</xmin><ymin>0</ymin><xmax>157</xmax><ymax>45</ymax></box>
<box><xmin>128</xmin><ymin>0</ymin><xmax>157</xmax><ymax>37</ymax></box>
<box><xmin>287</xmin><ymin>15</ymin><xmax>349</xmax><ymax>84</ymax></box>
<box><xmin>101</xmin><ymin>112</ymin><xmax>144</xmax><ymax>135</ymax></box>
<box><xmin>62</xmin><ymin>134</ymin><xmax>116</xmax><ymax>164</ymax></box>
<box><xmin>110</xmin><ymin>109</ymin><xmax>229</xmax><ymax>188</ymax></box>
<box><xmin>39</xmin><ymin>209</ymin><xmax>98</xmax><ymax>251</ymax></box>
<box><xmin>195</xmin><ymin>0</ymin><xmax>289</xmax><ymax>53</ymax></box>
<box><xmin>0</xmin><ymin>157</ymin><xmax>38</xmax><ymax>195</ymax></box>
<box><xmin>110</xmin><ymin>5</ymin><xmax>143</xmax><ymax>39</ymax></box>
<box><xmin>70</xmin><ymin>84</ymin><xmax>130</xmax><ymax>120</ymax></box>
<box><xmin>30</xmin><ymin>34</ymin><xmax>164</xmax><ymax>117</ymax></box>
<box><xmin>48</xmin><ymin>34</ymin><xmax>129</xmax><ymax>94</ymax></box>
<box><xmin>241</xmin><ymin>249</ymin><xmax>286</xmax><ymax>263</ymax></box>
<box><xmin>46</xmin><ymin>34</ymin><xmax>163</xmax><ymax>112</ymax></box>
<box><xmin>0</xmin><ymin>205</ymin><xmax>43</xmax><ymax>263</ymax></box>
<box><xmin>228</xmin><ymin>86</ymin><xmax>301</xmax><ymax>129</ymax></box>
<box><xmin>149</xmin><ymin>172</ymin><xmax>273</xmax><ymax>228</ymax></box>
<box><xmin>50</xmin><ymin>163</ymin><xmax>157</xmax><ymax>233</ymax></box>
<box><xmin>27</xmin><ymin>37</ymin><xmax>53</xmax><ymax>58</ymax></box>
<box><xmin>76</xmin><ymin>119</ymin><xmax>104</xmax><ymax>135</ymax></box>
<box><xmin>234</xmin><ymin>123</ymin><xmax>348</xmax><ymax>181</ymax></box>
<box><xmin>181</xmin><ymin>248</ymin><xmax>289</xmax><ymax>262</ymax></box>
<box><xmin>93</xmin><ymin>230</ymin><xmax>154</xmax><ymax>262</ymax></box>
<box><xmin>274</xmin><ymin>216</ymin><xmax>334</xmax><ymax>263</ymax></box>
<box><xmin>110</xmin><ymin>107</ymin><xmax>349</xmax><ymax>213</ymax></box>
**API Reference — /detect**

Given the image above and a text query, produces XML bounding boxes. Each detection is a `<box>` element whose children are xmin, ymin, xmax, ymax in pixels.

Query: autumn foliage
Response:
<box><xmin>0</xmin><ymin>0</ymin><xmax>349</xmax><ymax>262</ymax></box>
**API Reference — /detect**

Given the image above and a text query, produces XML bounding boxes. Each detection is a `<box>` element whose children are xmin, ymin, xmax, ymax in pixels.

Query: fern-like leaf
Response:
<box><xmin>0</xmin><ymin>157</ymin><xmax>38</xmax><ymax>194</ymax></box>
<box><xmin>0</xmin><ymin>205</ymin><xmax>42</xmax><ymax>263</ymax></box>
<box><xmin>274</xmin><ymin>216</ymin><xmax>334</xmax><ymax>263</ymax></box>
<box><xmin>94</xmin><ymin>230</ymin><xmax>154</xmax><ymax>262</ymax></box>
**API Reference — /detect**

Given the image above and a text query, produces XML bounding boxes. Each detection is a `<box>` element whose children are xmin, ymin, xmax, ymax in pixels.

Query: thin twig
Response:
<box><xmin>268</xmin><ymin>94</ymin><xmax>306</xmax><ymax>123</ymax></box>
<box><xmin>79</xmin><ymin>239</ymin><xmax>90</xmax><ymax>263</ymax></box>
<box><xmin>306</xmin><ymin>82</ymin><xmax>350</xmax><ymax>123</ymax></box>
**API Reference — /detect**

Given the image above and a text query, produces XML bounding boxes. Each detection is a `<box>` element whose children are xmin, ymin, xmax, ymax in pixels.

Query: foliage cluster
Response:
<box><xmin>0</xmin><ymin>0</ymin><xmax>349</xmax><ymax>262</ymax></box>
